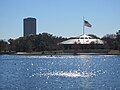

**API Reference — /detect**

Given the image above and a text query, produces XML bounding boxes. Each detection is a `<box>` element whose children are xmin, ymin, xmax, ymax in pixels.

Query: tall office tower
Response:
<box><xmin>23</xmin><ymin>17</ymin><xmax>36</xmax><ymax>37</ymax></box>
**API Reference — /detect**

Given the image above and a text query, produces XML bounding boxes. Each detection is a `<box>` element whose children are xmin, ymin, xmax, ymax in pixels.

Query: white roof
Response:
<box><xmin>59</xmin><ymin>34</ymin><xmax>104</xmax><ymax>45</ymax></box>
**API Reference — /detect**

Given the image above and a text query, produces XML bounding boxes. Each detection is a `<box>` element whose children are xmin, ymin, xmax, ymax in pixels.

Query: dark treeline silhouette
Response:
<box><xmin>0</xmin><ymin>30</ymin><xmax>120</xmax><ymax>52</ymax></box>
<box><xmin>0</xmin><ymin>40</ymin><xmax>8</xmax><ymax>52</ymax></box>
<box><xmin>101</xmin><ymin>30</ymin><xmax>120</xmax><ymax>51</ymax></box>
<box><xmin>0</xmin><ymin>33</ymin><xmax>67</xmax><ymax>52</ymax></box>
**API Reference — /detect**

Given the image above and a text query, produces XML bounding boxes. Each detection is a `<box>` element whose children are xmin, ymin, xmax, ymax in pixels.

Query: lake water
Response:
<box><xmin>0</xmin><ymin>55</ymin><xmax>120</xmax><ymax>90</ymax></box>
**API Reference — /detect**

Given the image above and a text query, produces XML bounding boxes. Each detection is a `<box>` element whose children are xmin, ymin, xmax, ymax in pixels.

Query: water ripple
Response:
<box><xmin>33</xmin><ymin>71</ymin><xmax>96</xmax><ymax>78</ymax></box>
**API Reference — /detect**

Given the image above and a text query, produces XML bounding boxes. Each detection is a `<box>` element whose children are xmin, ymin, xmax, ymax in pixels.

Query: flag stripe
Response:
<box><xmin>84</xmin><ymin>20</ymin><xmax>92</xmax><ymax>27</ymax></box>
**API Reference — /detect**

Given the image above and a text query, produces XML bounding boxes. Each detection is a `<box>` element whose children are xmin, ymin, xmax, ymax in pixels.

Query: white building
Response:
<box><xmin>59</xmin><ymin>34</ymin><xmax>104</xmax><ymax>45</ymax></box>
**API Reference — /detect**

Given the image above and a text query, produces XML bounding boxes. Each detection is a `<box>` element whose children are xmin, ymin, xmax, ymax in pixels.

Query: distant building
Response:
<box><xmin>59</xmin><ymin>34</ymin><xmax>104</xmax><ymax>45</ymax></box>
<box><xmin>23</xmin><ymin>17</ymin><xmax>36</xmax><ymax>37</ymax></box>
<box><xmin>58</xmin><ymin>34</ymin><xmax>105</xmax><ymax>50</ymax></box>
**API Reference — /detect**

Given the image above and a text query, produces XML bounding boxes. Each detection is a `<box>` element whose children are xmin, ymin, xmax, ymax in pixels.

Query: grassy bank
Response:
<box><xmin>0</xmin><ymin>50</ymin><xmax>120</xmax><ymax>55</ymax></box>
<box><xmin>15</xmin><ymin>50</ymin><xmax>120</xmax><ymax>55</ymax></box>
<box><xmin>108</xmin><ymin>50</ymin><xmax>120</xmax><ymax>55</ymax></box>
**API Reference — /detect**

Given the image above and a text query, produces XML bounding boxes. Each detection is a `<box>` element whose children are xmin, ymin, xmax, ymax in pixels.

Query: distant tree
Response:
<box><xmin>116</xmin><ymin>30</ymin><xmax>120</xmax><ymax>35</ymax></box>
<box><xmin>8</xmin><ymin>39</ymin><xmax>16</xmax><ymax>51</ymax></box>
<box><xmin>7</xmin><ymin>33</ymin><xmax>67</xmax><ymax>52</ymax></box>
<box><xmin>102</xmin><ymin>34</ymin><xmax>116</xmax><ymax>39</ymax></box>
<box><xmin>72</xmin><ymin>42</ymin><xmax>79</xmax><ymax>54</ymax></box>
<box><xmin>90</xmin><ymin>41</ymin><xmax>96</xmax><ymax>49</ymax></box>
<box><xmin>116</xmin><ymin>30</ymin><xmax>120</xmax><ymax>51</ymax></box>
<box><xmin>88</xmin><ymin>34</ymin><xmax>100</xmax><ymax>39</ymax></box>
<box><xmin>0</xmin><ymin>40</ymin><xmax>8</xmax><ymax>52</ymax></box>
<box><xmin>102</xmin><ymin>34</ymin><xmax>117</xmax><ymax>50</ymax></box>
<box><xmin>14</xmin><ymin>37</ymin><xmax>27</xmax><ymax>52</ymax></box>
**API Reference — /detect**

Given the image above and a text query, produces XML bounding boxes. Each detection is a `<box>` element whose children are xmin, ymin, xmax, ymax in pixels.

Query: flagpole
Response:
<box><xmin>83</xmin><ymin>16</ymin><xmax>85</xmax><ymax>35</ymax></box>
<box><xmin>83</xmin><ymin>16</ymin><xmax>85</xmax><ymax>44</ymax></box>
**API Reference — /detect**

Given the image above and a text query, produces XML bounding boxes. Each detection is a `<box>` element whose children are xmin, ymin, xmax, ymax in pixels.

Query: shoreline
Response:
<box><xmin>0</xmin><ymin>50</ymin><xmax>120</xmax><ymax>55</ymax></box>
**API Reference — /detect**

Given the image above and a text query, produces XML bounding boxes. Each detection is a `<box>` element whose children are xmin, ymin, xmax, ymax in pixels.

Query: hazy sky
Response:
<box><xmin>0</xmin><ymin>0</ymin><xmax>120</xmax><ymax>39</ymax></box>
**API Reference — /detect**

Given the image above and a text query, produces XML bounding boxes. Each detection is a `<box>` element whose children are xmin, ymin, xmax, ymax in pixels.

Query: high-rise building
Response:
<box><xmin>23</xmin><ymin>17</ymin><xmax>36</xmax><ymax>37</ymax></box>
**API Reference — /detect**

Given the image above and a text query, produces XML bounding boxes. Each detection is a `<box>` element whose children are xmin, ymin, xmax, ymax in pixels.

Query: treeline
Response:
<box><xmin>0</xmin><ymin>30</ymin><xmax>120</xmax><ymax>52</ymax></box>
<box><xmin>0</xmin><ymin>33</ymin><xmax>67</xmax><ymax>52</ymax></box>
<box><xmin>101</xmin><ymin>30</ymin><xmax>120</xmax><ymax>51</ymax></box>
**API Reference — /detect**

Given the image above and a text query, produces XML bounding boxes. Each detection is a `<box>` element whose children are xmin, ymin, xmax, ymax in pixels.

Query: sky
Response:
<box><xmin>0</xmin><ymin>0</ymin><xmax>120</xmax><ymax>40</ymax></box>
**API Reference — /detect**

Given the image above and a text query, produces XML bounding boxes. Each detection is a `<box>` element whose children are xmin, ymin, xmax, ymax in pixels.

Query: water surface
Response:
<box><xmin>0</xmin><ymin>55</ymin><xmax>120</xmax><ymax>90</ymax></box>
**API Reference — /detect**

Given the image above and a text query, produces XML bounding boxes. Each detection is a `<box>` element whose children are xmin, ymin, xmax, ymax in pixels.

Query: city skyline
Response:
<box><xmin>0</xmin><ymin>0</ymin><xmax>120</xmax><ymax>39</ymax></box>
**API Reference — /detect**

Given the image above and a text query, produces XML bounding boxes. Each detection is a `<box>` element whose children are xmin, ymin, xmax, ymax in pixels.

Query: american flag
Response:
<box><xmin>84</xmin><ymin>20</ymin><xmax>92</xmax><ymax>27</ymax></box>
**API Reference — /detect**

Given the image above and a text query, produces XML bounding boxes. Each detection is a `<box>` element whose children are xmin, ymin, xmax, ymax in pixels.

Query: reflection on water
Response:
<box><xmin>32</xmin><ymin>71</ymin><xmax>96</xmax><ymax>78</ymax></box>
<box><xmin>0</xmin><ymin>55</ymin><xmax>120</xmax><ymax>90</ymax></box>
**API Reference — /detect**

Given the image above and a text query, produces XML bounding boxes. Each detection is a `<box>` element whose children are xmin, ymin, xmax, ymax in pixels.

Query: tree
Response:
<box><xmin>72</xmin><ymin>42</ymin><xmax>79</xmax><ymax>54</ymax></box>
<box><xmin>0</xmin><ymin>40</ymin><xmax>8</xmax><ymax>52</ymax></box>
<box><xmin>88</xmin><ymin>34</ymin><xmax>100</xmax><ymax>39</ymax></box>
<box><xmin>8</xmin><ymin>39</ymin><xmax>16</xmax><ymax>51</ymax></box>
<box><xmin>116</xmin><ymin>30</ymin><xmax>120</xmax><ymax>51</ymax></box>
<box><xmin>102</xmin><ymin>34</ymin><xmax>117</xmax><ymax>50</ymax></box>
<box><xmin>6</xmin><ymin>33</ymin><xmax>67</xmax><ymax>52</ymax></box>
